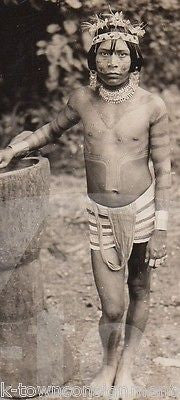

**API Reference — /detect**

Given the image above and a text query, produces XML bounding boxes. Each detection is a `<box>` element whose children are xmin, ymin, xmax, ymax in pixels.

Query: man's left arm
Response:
<box><xmin>146</xmin><ymin>96</ymin><xmax>171</xmax><ymax>267</ymax></box>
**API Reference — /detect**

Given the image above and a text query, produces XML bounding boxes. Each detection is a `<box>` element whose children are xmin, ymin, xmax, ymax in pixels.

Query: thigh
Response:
<box><xmin>91</xmin><ymin>247</ymin><xmax>125</xmax><ymax>310</ymax></box>
<box><xmin>127</xmin><ymin>242</ymin><xmax>151</xmax><ymax>288</ymax></box>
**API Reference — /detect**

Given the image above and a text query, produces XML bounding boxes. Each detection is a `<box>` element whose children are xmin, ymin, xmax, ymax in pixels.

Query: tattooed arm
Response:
<box><xmin>149</xmin><ymin>96</ymin><xmax>171</xmax><ymax>230</ymax></box>
<box><xmin>7</xmin><ymin>90</ymin><xmax>81</xmax><ymax>158</ymax></box>
<box><xmin>145</xmin><ymin>96</ymin><xmax>171</xmax><ymax>267</ymax></box>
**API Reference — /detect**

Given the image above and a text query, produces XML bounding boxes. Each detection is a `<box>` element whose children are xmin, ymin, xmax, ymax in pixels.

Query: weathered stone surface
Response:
<box><xmin>0</xmin><ymin>157</ymin><xmax>50</xmax><ymax>269</ymax></box>
<box><xmin>0</xmin><ymin>157</ymin><xmax>74</xmax><ymax>395</ymax></box>
<box><xmin>0</xmin><ymin>309</ymin><xmax>74</xmax><ymax>390</ymax></box>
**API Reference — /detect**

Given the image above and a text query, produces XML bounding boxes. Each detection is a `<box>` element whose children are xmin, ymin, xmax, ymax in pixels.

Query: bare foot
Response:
<box><xmin>90</xmin><ymin>364</ymin><xmax>117</xmax><ymax>398</ymax></box>
<box><xmin>111</xmin><ymin>369</ymin><xmax>136</xmax><ymax>400</ymax></box>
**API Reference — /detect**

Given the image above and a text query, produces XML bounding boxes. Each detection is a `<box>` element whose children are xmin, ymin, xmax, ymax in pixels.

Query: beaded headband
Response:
<box><xmin>82</xmin><ymin>8</ymin><xmax>145</xmax><ymax>46</ymax></box>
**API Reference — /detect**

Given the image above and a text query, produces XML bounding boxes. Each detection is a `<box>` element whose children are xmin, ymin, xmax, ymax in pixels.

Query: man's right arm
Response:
<box><xmin>8</xmin><ymin>93</ymin><xmax>81</xmax><ymax>158</ymax></box>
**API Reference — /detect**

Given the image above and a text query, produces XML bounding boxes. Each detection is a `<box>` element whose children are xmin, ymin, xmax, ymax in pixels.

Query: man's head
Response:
<box><xmin>83</xmin><ymin>9</ymin><xmax>144</xmax><ymax>86</ymax></box>
<box><xmin>88</xmin><ymin>38</ymin><xmax>143</xmax><ymax>87</ymax></box>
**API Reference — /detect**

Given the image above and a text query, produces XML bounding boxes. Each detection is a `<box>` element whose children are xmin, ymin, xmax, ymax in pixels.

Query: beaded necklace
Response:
<box><xmin>98</xmin><ymin>75</ymin><xmax>138</xmax><ymax>104</ymax></box>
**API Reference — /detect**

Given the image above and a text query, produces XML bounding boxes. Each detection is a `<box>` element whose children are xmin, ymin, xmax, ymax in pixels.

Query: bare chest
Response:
<box><xmin>80</xmin><ymin>99</ymin><xmax>150</xmax><ymax>148</ymax></box>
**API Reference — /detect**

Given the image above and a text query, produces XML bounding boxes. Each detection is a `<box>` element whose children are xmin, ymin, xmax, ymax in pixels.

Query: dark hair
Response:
<box><xmin>87</xmin><ymin>39</ymin><xmax>143</xmax><ymax>73</ymax></box>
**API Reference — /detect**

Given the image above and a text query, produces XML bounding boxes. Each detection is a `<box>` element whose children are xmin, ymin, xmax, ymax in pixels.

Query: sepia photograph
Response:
<box><xmin>0</xmin><ymin>0</ymin><xmax>179</xmax><ymax>399</ymax></box>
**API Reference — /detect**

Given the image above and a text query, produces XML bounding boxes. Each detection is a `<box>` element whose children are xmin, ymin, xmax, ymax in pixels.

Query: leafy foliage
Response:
<box><xmin>2</xmin><ymin>0</ymin><xmax>179</xmax><ymax>93</ymax></box>
<box><xmin>32</xmin><ymin>0</ymin><xmax>180</xmax><ymax>93</ymax></box>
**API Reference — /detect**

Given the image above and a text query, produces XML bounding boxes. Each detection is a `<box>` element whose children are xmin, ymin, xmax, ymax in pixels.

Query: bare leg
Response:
<box><xmin>90</xmin><ymin>247</ymin><xmax>125</xmax><ymax>395</ymax></box>
<box><xmin>113</xmin><ymin>243</ymin><xmax>151</xmax><ymax>399</ymax></box>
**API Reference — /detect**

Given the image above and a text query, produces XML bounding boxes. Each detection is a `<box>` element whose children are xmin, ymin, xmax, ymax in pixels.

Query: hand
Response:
<box><xmin>0</xmin><ymin>148</ymin><xmax>14</xmax><ymax>169</ymax></box>
<box><xmin>145</xmin><ymin>230</ymin><xmax>167</xmax><ymax>269</ymax></box>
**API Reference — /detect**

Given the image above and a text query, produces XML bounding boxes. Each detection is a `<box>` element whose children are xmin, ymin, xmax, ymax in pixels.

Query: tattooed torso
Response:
<box><xmin>27</xmin><ymin>86</ymin><xmax>171</xmax><ymax>209</ymax></box>
<box><xmin>81</xmin><ymin>87</ymin><xmax>152</xmax><ymax>206</ymax></box>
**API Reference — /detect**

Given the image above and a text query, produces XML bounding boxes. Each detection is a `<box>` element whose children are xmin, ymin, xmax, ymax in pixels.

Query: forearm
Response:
<box><xmin>152</xmin><ymin>146</ymin><xmax>171</xmax><ymax>229</ymax></box>
<box><xmin>154</xmin><ymin>167</ymin><xmax>171</xmax><ymax>210</ymax></box>
<box><xmin>8</xmin><ymin>102</ymin><xmax>80</xmax><ymax>158</ymax></box>
<box><xmin>8</xmin><ymin>122</ymin><xmax>57</xmax><ymax>157</ymax></box>
<box><xmin>154</xmin><ymin>164</ymin><xmax>171</xmax><ymax>230</ymax></box>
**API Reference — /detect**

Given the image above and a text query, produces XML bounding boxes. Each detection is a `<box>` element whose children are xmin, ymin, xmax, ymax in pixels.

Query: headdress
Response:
<box><xmin>82</xmin><ymin>7</ymin><xmax>145</xmax><ymax>46</ymax></box>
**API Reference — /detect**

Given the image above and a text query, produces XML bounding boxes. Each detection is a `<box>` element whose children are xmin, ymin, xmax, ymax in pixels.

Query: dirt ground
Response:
<box><xmin>39</xmin><ymin>167</ymin><xmax>180</xmax><ymax>400</ymax></box>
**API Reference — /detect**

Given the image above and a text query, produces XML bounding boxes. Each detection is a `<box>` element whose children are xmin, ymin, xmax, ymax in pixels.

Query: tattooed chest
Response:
<box><xmin>79</xmin><ymin>98</ymin><xmax>150</xmax><ymax>156</ymax></box>
<box><xmin>82</xmin><ymin>118</ymin><xmax>149</xmax><ymax>155</ymax></box>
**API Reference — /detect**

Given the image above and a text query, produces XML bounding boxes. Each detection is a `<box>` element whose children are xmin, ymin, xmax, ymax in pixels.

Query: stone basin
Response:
<box><xmin>0</xmin><ymin>155</ymin><xmax>74</xmax><ymax>391</ymax></box>
<box><xmin>0</xmin><ymin>157</ymin><xmax>39</xmax><ymax>174</ymax></box>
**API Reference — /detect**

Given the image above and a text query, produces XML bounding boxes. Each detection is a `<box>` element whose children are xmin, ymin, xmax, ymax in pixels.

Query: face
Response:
<box><xmin>95</xmin><ymin>38</ymin><xmax>131</xmax><ymax>87</ymax></box>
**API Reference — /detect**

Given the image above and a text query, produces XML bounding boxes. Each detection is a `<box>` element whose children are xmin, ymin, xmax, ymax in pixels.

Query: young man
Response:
<box><xmin>0</xmin><ymin>10</ymin><xmax>171</xmax><ymax>399</ymax></box>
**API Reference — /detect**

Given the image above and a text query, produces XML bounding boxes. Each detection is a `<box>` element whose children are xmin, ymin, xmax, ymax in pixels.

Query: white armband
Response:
<box><xmin>155</xmin><ymin>210</ymin><xmax>168</xmax><ymax>230</ymax></box>
<box><xmin>8</xmin><ymin>141</ymin><xmax>30</xmax><ymax>157</ymax></box>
